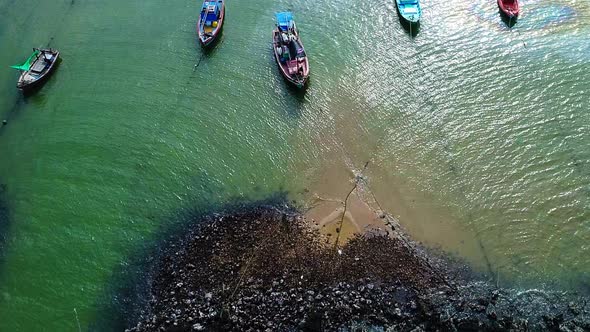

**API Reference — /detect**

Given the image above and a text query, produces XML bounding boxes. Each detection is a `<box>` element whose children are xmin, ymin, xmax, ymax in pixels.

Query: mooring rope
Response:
<box><xmin>73</xmin><ymin>308</ymin><xmax>81</xmax><ymax>332</ymax></box>
<box><xmin>332</xmin><ymin>161</ymin><xmax>370</xmax><ymax>250</ymax></box>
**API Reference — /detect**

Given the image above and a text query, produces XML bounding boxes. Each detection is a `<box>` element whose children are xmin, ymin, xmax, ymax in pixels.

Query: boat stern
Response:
<box><xmin>199</xmin><ymin>34</ymin><xmax>214</xmax><ymax>46</ymax></box>
<box><xmin>405</xmin><ymin>14</ymin><xmax>420</xmax><ymax>23</ymax></box>
<box><xmin>400</xmin><ymin>7</ymin><xmax>421</xmax><ymax>23</ymax></box>
<box><xmin>507</xmin><ymin>9</ymin><xmax>519</xmax><ymax>18</ymax></box>
<box><xmin>294</xmin><ymin>78</ymin><xmax>307</xmax><ymax>89</ymax></box>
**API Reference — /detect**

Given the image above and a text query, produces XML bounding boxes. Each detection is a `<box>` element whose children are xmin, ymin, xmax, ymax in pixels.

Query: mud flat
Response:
<box><xmin>126</xmin><ymin>204</ymin><xmax>590</xmax><ymax>331</ymax></box>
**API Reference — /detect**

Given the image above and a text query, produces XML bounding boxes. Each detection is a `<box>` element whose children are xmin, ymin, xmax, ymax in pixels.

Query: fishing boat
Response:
<box><xmin>11</xmin><ymin>48</ymin><xmax>60</xmax><ymax>91</ymax></box>
<box><xmin>272</xmin><ymin>12</ymin><xmax>309</xmax><ymax>89</ymax></box>
<box><xmin>498</xmin><ymin>0</ymin><xmax>519</xmax><ymax>18</ymax></box>
<box><xmin>396</xmin><ymin>0</ymin><xmax>422</xmax><ymax>24</ymax></box>
<box><xmin>197</xmin><ymin>0</ymin><xmax>225</xmax><ymax>47</ymax></box>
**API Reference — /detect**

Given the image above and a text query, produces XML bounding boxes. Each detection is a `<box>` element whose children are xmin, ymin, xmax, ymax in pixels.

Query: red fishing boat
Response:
<box><xmin>272</xmin><ymin>12</ymin><xmax>309</xmax><ymax>89</ymax></box>
<box><xmin>498</xmin><ymin>0</ymin><xmax>519</xmax><ymax>18</ymax></box>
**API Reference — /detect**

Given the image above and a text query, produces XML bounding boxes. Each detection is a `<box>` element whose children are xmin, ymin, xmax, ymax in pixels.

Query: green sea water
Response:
<box><xmin>0</xmin><ymin>0</ymin><xmax>589</xmax><ymax>330</ymax></box>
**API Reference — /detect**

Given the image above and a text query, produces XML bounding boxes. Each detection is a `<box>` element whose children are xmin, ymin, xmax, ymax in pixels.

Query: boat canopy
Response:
<box><xmin>276</xmin><ymin>12</ymin><xmax>294</xmax><ymax>31</ymax></box>
<box><xmin>201</xmin><ymin>1</ymin><xmax>220</xmax><ymax>24</ymax></box>
<box><xmin>10</xmin><ymin>49</ymin><xmax>40</xmax><ymax>71</ymax></box>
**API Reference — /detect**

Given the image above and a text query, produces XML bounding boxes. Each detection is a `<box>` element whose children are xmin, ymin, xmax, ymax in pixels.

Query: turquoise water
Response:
<box><xmin>0</xmin><ymin>0</ymin><xmax>589</xmax><ymax>330</ymax></box>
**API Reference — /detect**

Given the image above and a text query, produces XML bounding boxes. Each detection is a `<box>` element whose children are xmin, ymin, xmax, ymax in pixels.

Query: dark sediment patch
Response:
<box><xmin>123</xmin><ymin>203</ymin><xmax>590</xmax><ymax>331</ymax></box>
<box><xmin>0</xmin><ymin>95</ymin><xmax>24</xmax><ymax>137</ymax></box>
<box><xmin>126</xmin><ymin>204</ymin><xmax>441</xmax><ymax>331</ymax></box>
<box><xmin>0</xmin><ymin>183</ymin><xmax>9</xmax><ymax>263</ymax></box>
<box><xmin>92</xmin><ymin>195</ymin><xmax>292</xmax><ymax>331</ymax></box>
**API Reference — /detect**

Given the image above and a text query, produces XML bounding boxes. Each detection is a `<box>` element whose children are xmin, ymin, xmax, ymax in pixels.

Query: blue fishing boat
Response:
<box><xmin>396</xmin><ymin>0</ymin><xmax>421</xmax><ymax>24</ymax></box>
<box><xmin>197</xmin><ymin>0</ymin><xmax>225</xmax><ymax>47</ymax></box>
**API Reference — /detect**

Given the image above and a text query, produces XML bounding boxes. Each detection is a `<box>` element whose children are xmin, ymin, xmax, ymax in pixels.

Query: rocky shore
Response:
<box><xmin>126</xmin><ymin>205</ymin><xmax>590</xmax><ymax>331</ymax></box>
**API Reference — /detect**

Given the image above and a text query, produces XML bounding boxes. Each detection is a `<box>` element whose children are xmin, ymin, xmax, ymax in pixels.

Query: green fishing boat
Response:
<box><xmin>11</xmin><ymin>48</ymin><xmax>60</xmax><ymax>91</ymax></box>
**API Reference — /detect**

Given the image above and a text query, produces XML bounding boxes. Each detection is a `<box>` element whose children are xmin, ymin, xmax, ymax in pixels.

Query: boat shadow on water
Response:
<box><xmin>270</xmin><ymin>56</ymin><xmax>308</xmax><ymax>117</ymax></box>
<box><xmin>21</xmin><ymin>58</ymin><xmax>62</xmax><ymax>97</ymax></box>
<box><xmin>200</xmin><ymin>26</ymin><xmax>224</xmax><ymax>56</ymax></box>
<box><xmin>279</xmin><ymin>78</ymin><xmax>308</xmax><ymax>118</ymax></box>
<box><xmin>0</xmin><ymin>183</ymin><xmax>9</xmax><ymax>267</ymax></box>
<box><xmin>397</xmin><ymin>15</ymin><xmax>420</xmax><ymax>37</ymax></box>
<box><xmin>499</xmin><ymin>10</ymin><xmax>518</xmax><ymax>28</ymax></box>
<box><xmin>191</xmin><ymin>30</ymin><xmax>224</xmax><ymax>73</ymax></box>
<box><xmin>286</xmin><ymin>78</ymin><xmax>308</xmax><ymax>99</ymax></box>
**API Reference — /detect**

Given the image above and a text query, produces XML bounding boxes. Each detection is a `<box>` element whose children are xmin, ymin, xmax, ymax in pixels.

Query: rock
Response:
<box><xmin>125</xmin><ymin>205</ymin><xmax>590</xmax><ymax>332</ymax></box>
<box><xmin>486</xmin><ymin>304</ymin><xmax>497</xmax><ymax>320</ymax></box>
<box><xmin>298</xmin><ymin>319</ymin><xmax>306</xmax><ymax>328</ymax></box>
<box><xmin>491</xmin><ymin>290</ymin><xmax>500</xmax><ymax>302</ymax></box>
<box><xmin>568</xmin><ymin>302</ymin><xmax>579</xmax><ymax>315</ymax></box>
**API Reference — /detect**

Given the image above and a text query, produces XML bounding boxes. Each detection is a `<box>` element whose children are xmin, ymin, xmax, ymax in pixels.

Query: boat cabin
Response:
<box><xmin>276</xmin><ymin>12</ymin><xmax>295</xmax><ymax>33</ymax></box>
<box><xmin>275</xmin><ymin>12</ymin><xmax>305</xmax><ymax>64</ymax></box>
<box><xmin>201</xmin><ymin>1</ymin><xmax>221</xmax><ymax>29</ymax></box>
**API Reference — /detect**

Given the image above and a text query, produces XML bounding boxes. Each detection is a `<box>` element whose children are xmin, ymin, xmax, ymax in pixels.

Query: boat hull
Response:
<box><xmin>272</xmin><ymin>28</ymin><xmax>309</xmax><ymax>89</ymax></box>
<box><xmin>197</xmin><ymin>1</ymin><xmax>225</xmax><ymax>47</ymax></box>
<box><xmin>498</xmin><ymin>0</ymin><xmax>519</xmax><ymax>18</ymax></box>
<box><xmin>395</xmin><ymin>0</ymin><xmax>422</xmax><ymax>23</ymax></box>
<box><xmin>16</xmin><ymin>49</ymin><xmax>60</xmax><ymax>91</ymax></box>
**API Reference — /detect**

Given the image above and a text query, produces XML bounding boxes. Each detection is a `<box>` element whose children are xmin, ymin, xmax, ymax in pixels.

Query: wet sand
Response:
<box><xmin>295</xmin><ymin>152</ymin><xmax>489</xmax><ymax>271</ymax></box>
<box><xmin>287</xmin><ymin>92</ymin><xmax>492</xmax><ymax>275</ymax></box>
<box><xmin>305</xmin><ymin>180</ymin><xmax>388</xmax><ymax>246</ymax></box>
